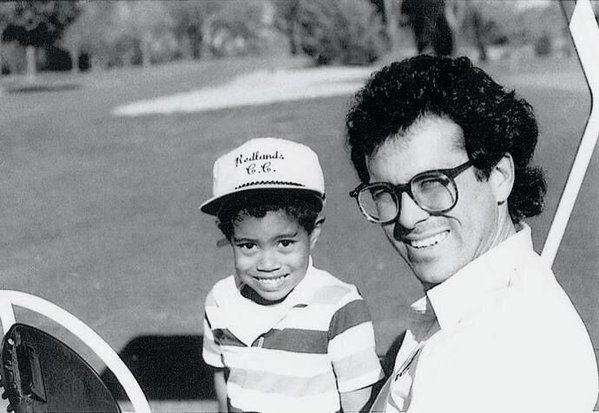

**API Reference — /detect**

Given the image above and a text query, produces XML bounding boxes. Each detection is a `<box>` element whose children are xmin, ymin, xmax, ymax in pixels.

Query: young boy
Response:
<box><xmin>200</xmin><ymin>137</ymin><xmax>384</xmax><ymax>413</ymax></box>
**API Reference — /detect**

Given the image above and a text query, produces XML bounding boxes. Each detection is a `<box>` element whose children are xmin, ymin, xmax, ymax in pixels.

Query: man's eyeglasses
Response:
<box><xmin>349</xmin><ymin>160</ymin><xmax>473</xmax><ymax>224</ymax></box>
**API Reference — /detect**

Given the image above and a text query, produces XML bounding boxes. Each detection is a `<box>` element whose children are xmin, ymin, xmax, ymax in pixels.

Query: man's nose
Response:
<box><xmin>257</xmin><ymin>249</ymin><xmax>280</xmax><ymax>272</ymax></box>
<box><xmin>395</xmin><ymin>192</ymin><xmax>430</xmax><ymax>229</ymax></box>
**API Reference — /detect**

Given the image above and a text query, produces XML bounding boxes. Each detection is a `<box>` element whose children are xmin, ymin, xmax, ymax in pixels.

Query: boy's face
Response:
<box><xmin>231</xmin><ymin>210</ymin><xmax>319</xmax><ymax>303</ymax></box>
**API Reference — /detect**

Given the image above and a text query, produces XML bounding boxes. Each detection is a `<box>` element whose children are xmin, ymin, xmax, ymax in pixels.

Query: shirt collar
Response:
<box><xmin>212</xmin><ymin>258</ymin><xmax>318</xmax><ymax>345</ymax></box>
<box><xmin>278</xmin><ymin>258</ymin><xmax>319</xmax><ymax>306</ymax></box>
<box><xmin>425</xmin><ymin>223</ymin><xmax>534</xmax><ymax>331</ymax></box>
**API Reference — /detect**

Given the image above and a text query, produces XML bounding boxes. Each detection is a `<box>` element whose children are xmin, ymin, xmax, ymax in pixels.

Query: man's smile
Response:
<box><xmin>404</xmin><ymin>230</ymin><xmax>450</xmax><ymax>249</ymax></box>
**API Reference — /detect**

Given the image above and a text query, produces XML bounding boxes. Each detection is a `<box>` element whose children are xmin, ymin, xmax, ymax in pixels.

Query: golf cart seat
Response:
<box><xmin>0</xmin><ymin>290</ymin><xmax>151</xmax><ymax>413</ymax></box>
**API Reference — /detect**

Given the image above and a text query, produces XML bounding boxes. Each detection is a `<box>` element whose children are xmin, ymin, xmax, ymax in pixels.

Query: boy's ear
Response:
<box><xmin>216</xmin><ymin>238</ymin><xmax>230</xmax><ymax>248</ymax></box>
<box><xmin>490</xmin><ymin>153</ymin><xmax>515</xmax><ymax>204</ymax></box>
<box><xmin>309</xmin><ymin>214</ymin><xmax>325</xmax><ymax>249</ymax></box>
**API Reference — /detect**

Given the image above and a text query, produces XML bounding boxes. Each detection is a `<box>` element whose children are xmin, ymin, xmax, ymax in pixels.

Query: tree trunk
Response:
<box><xmin>91</xmin><ymin>55</ymin><xmax>102</xmax><ymax>71</ymax></box>
<box><xmin>26</xmin><ymin>45</ymin><xmax>36</xmax><ymax>81</ymax></box>
<box><xmin>444</xmin><ymin>1</ymin><xmax>463</xmax><ymax>51</ymax></box>
<box><xmin>199</xmin><ymin>15</ymin><xmax>215</xmax><ymax>59</ymax></box>
<box><xmin>0</xmin><ymin>26</ymin><xmax>3</xmax><ymax>75</ymax></box>
<box><xmin>0</xmin><ymin>29</ymin><xmax>4</xmax><ymax>96</ymax></box>
<box><xmin>470</xmin><ymin>7</ymin><xmax>486</xmax><ymax>61</ymax></box>
<box><xmin>141</xmin><ymin>35</ymin><xmax>151</xmax><ymax>67</ymax></box>
<box><xmin>384</xmin><ymin>0</ymin><xmax>400</xmax><ymax>52</ymax></box>
<box><xmin>68</xmin><ymin>45</ymin><xmax>80</xmax><ymax>72</ymax></box>
<box><xmin>289</xmin><ymin>19</ymin><xmax>299</xmax><ymax>55</ymax></box>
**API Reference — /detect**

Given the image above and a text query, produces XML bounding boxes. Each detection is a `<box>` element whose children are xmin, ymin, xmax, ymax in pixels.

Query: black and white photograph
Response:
<box><xmin>0</xmin><ymin>1</ymin><xmax>598</xmax><ymax>412</ymax></box>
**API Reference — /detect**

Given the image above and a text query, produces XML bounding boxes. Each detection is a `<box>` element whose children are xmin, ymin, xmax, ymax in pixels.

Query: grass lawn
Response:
<box><xmin>0</xmin><ymin>53</ymin><xmax>597</xmax><ymax>408</ymax></box>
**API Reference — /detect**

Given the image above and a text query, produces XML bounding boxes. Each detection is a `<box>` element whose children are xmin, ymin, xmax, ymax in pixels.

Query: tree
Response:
<box><xmin>383</xmin><ymin>0</ymin><xmax>401</xmax><ymax>52</ymax></box>
<box><xmin>2</xmin><ymin>1</ymin><xmax>79</xmax><ymax>78</ymax></box>
<box><xmin>400</xmin><ymin>0</ymin><xmax>453</xmax><ymax>56</ymax></box>
<box><xmin>61</xmin><ymin>1</ymin><xmax>116</xmax><ymax>71</ymax></box>
<box><xmin>166</xmin><ymin>0</ymin><xmax>223</xmax><ymax>59</ymax></box>
<box><xmin>273</xmin><ymin>0</ymin><xmax>300</xmax><ymax>55</ymax></box>
<box><xmin>111</xmin><ymin>1</ymin><xmax>173</xmax><ymax>67</ymax></box>
<box><xmin>296</xmin><ymin>0</ymin><xmax>386</xmax><ymax>65</ymax></box>
<box><xmin>64</xmin><ymin>1</ymin><xmax>179</xmax><ymax>70</ymax></box>
<box><xmin>0</xmin><ymin>2</ymin><xmax>17</xmax><ymax>78</ymax></box>
<box><xmin>207</xmin><ymin>0</ymin><xmax>273</xmax><ymax>57</ymax></box>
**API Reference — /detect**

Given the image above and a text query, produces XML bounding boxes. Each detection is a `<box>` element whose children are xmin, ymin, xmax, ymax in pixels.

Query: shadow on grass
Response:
<box><xmin>100</xmin><ymin>335</ymin><xmax>215</xmax><ymax>401</ymax></box>
<box><xmin>3</xmin><ymin>81</ymin><xmax>81</xmax><ymax>94</ymax></box>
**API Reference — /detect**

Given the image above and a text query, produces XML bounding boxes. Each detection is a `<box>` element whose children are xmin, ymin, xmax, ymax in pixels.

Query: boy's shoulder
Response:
<box><xmin>310</xmin><ymin>266</ymin><xmax>352</xmax><ymax>286</ymax></box>
<box><xmin>205</xmin><ymin>274</ymin><xmax>237</xmax><ymax>304</ymax></box>
<box><xmin>308</xmin><ymin>266</ymin><xmax>363</xmax><ymax>304</ymax></box>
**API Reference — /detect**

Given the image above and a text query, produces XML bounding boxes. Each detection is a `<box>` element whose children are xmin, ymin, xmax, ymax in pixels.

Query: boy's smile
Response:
<box><xmin>231</xmin><ymin>210</ymin><xmax>319</xmax><ymax>303</ymax></box>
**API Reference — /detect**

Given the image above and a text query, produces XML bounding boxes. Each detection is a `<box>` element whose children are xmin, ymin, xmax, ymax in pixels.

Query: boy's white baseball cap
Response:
<box><xmin>200</xmin><ymin>137</ymin><xmax>325</xmax><ymax>215</ymax></box>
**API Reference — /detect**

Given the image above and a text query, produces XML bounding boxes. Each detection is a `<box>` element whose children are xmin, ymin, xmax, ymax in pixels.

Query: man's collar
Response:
<box><xmin>424</xmin><ymin>223</ymin><xmax>534</xmax><ymax>331</ymax></box>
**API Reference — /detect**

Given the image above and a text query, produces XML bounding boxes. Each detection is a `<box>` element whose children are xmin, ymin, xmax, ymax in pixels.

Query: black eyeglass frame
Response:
<box><xmin>349</xmin><ymin>160</ymin><xmax>474</xmax><ymax>224</ymax></box>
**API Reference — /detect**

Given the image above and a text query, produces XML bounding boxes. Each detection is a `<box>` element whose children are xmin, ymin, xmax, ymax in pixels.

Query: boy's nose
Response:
<box><xmin>257</xmin><ymin>250</ymin><xmax>280</xmax><ymax>272</ymax></box>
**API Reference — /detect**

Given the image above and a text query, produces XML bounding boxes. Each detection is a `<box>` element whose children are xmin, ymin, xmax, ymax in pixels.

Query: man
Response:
<box><xmin>345</xmin><ymin>55</ymin><xmax>598</xmax><ymax>412</ymax></box>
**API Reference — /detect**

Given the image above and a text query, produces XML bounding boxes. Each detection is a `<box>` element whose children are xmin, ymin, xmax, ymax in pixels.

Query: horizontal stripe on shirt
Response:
<box><xmin>213</xmin><ymin>327</ymin><xmax>329</xmax><ymax>354</ymax></box>
<box><xmin>211</xmin><ymin>304</ymin><xmax>372</xmax><ymax>355</ymax></box>
<box><xmin>328</xmin><ymin>299</ymin><xmax>372</xmax><ymax>339</ymax></box>
<box><xmin>227</xmin><ymin>366</ymin><xmax>337</xmax><ymax>398</ymax></box>
<box><xmin>332</xmin><ymin>347</ymin><xmax>384</xmax><ymax>391</ymax></box>
<box><xmin>226</xmin><ymin>381</ymin><xmax>341</xmax><ymax>413</ymax></box>
<box><xmin>221</xmin><ymin>346</ymin><xmax>332</xmax><ymax>377</ymax></box>
<box><xmin>261</xmin><ymin>328</ymin><xmax>328</xmax><ymax>353</ymax></box>
<box><xmin>328</xmin><ymin>322</ymin><xmax>377</xmax><ymax>360</ymax></box>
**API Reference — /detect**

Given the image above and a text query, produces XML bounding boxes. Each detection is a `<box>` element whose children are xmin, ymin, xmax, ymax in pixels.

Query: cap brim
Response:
<box><xmin>200</xmin><ymin>186</ymin><xmax>325</xmax><ymax>216</ymax></box>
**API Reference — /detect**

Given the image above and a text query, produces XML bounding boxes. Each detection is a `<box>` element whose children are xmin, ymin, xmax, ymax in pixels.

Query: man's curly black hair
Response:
<box><xmin>346</xmin><ymin>55</ymin><xmax>546</xmax><ymax>223</ymax></box>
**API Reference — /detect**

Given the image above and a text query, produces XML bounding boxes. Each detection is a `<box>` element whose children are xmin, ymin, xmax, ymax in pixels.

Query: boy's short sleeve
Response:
<box><xmin>202</xmin><ymin>295</ymin><xmax>224</xmax><ymax>369</ymax></box>
<box><xmin>328</xmin><ymin>289</ymin><xmax>384</xmax><ymax>393</ymax></box>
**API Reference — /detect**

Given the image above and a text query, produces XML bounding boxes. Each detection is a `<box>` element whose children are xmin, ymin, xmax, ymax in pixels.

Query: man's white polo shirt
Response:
<box><xmin>380</xmin><ymin>224</ymin><xmax>598</xmax><ymax>412</ymax></box>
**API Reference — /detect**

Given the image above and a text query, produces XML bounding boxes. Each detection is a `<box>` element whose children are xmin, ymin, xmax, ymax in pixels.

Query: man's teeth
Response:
<box><xmin>409</xmin><ymin>231</ymin><xmax>449</xmax><ymax>249</ymax></box>
<box><xmin>256</xmin><ymin>275</ymin><xmax>287</xmax><ymax>284</ymax></box>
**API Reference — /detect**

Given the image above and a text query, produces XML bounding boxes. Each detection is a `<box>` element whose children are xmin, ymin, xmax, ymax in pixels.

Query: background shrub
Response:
<box><xmin>296</xmin><ymin>0</ymin><xmax>386</xmax><ymax>65</ymax></box>
<box><xmin>534</xmin><ymin>32</ymin><xmax>552</xmax><ymax>57</ymax></box>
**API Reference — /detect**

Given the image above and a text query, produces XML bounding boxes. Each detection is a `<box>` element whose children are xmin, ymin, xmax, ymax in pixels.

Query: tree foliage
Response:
<box><xmin>400</xmin><ymin>0</ymin><xmax>453</xmax><ymax>56</ymax></box>
<box><xmin>2</xmin><ymin>1</ymin><xmax>79</xmax><ymax>47</ymax></box>
<box><xmin>207</xmin><ymin>0</ymin><xmax>272</xmax><ymax>57</ymax></box>
<box><xmin>166</xmin><ymin>0</ymin><xmax>222</xmax><ymax>59</ymax></box>
<box><xmin>272</xmin><ymin>0</ymin><xmax>300</xmax><ymax>54</ymax></box>
<box><xmin>60</xmin><ymin>0</ymin><xmax>272</xmax><ymax>69</ymax></box>
<box><xmin>2</xmin><ymin>0</ymin><xmax>570</xmax><ymax>74</ymax></box>
<box><xmin>296</xmin><ymin>0</ymin><xmax>386</xmax><ymax>65</ymax></box>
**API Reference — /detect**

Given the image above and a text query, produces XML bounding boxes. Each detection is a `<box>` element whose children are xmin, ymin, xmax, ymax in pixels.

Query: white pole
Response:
<box><xmin>542</xmin><ymin>0</ymin><xmax>599</xmax><ymax>266</ymax></box>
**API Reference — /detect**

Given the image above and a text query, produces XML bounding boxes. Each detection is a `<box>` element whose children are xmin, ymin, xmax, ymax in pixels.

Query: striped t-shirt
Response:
<box><xmin>202</xmin><ymin>264</ymin><xmax>384</xmax><ymax>413</ymax></box>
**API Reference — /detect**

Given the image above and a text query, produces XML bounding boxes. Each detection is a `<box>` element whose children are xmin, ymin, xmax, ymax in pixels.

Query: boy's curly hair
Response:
<box><xmin>346</xmin><ymin>55</ymin><xmax>546</xmax><ymax>223</ymax></box>
<box><xmin>217</xmin><ymin>189</ymin><xmax>323</xmax><ymax>241</ymax></box>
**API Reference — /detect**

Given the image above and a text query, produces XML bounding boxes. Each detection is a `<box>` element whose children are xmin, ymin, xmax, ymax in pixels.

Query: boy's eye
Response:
<box><xmin>236</xmin><ymin>242</ymin><xmax>256</xmax><ymax>250</ymax></box>
<box><xmin>279</xmin><ymin>239</ymin><xmax>295</xmax><ymax>248</ymax></box>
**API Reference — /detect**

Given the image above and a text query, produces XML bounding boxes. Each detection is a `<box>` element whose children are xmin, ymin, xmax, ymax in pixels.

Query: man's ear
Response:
<box><xmin>490</xmin><ymin>153</ymin><xmax>515</xmax><ymax>204</ymax></box>
<box><xmin>309</xmin><ymin>214</ymin><xmax>325</xmax><ymax>249</ymax></box>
